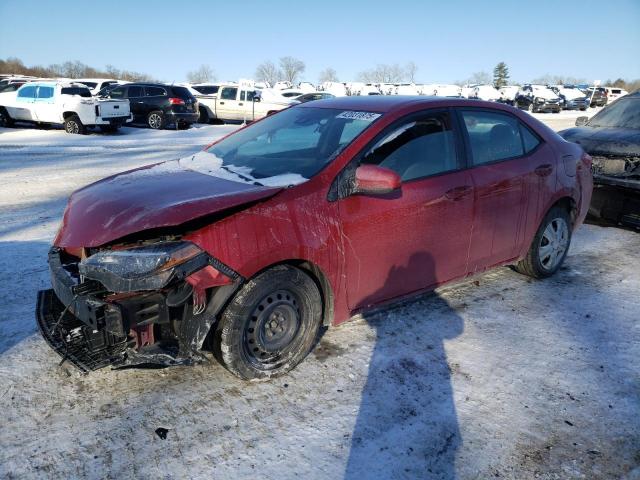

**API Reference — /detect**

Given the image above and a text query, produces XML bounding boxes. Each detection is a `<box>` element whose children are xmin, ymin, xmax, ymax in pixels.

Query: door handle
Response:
<box><xmin>219</xmin><ymin>101</ymin><xmax>225</xmax><ymax>105</ymax></box>
<box><xmin>445</xmin><ymin>185</ymin><xmax>472</xmax><ymax>201</ymax></box>
<box><xmin>238</xmin><ymin>102</ymin><xmax>244</xmax><ymax>106</ymax></box>
<box><xmin>535</xmin><ymin>164</ymin><xmax>553</xmax><ymax>177</ymax></box>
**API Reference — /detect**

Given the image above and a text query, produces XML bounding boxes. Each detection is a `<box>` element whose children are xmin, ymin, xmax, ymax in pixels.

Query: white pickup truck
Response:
<box><xmin>191</xmin><ymin>84</ymin><xmax>296</xmax><ymax>123</ymax></box>
<box><xmin>0</xmin><ymin>81</ymin><xmax>132</xmax><ymax>133</ymax></box>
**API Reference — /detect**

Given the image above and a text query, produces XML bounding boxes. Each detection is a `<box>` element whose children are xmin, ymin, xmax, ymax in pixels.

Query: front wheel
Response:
<box><xmin>527</xmin><ymin>102</ymin><xmax>535</xmax><ymax>113</ymax></box>
<box><xmin>514</xmin><ymin>206</ymin><xmax>572</xmax><ymax>279</ymax></box>
<box><xmin>147</xmin><ymin>111</ymin><xmax>164</xmax><ymax>129</ymax></box>
<box><xmin>64</xmin><ymin>115</ymin><xmax>86</xmax><ymax>134</ymax></box>
<box><xmin>213</xmin><ymin>265</ymin><xmax>322</xmax><ymax>380</ymax></box>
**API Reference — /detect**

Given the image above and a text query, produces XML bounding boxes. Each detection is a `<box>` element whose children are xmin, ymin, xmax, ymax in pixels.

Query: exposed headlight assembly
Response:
<box><xmin>79</xmin><ymin>241</ymin><xmax>209</xmax><ymax>292</ymax></box>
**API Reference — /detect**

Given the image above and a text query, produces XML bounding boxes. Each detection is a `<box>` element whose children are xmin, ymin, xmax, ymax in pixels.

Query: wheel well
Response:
<box><xmin>246</xmin><ymin>260</ymin><xmax>335</xmax><ymax>327</ymax></box>
<box><xmin>550</xmin><ymin>197</ymin><xmax>577</xmax><ymax>225</ymax></box>
<box><xmin>62</xmin><ymin>111</ymin><xmax>76</xmax><ymax>120</ymax></box>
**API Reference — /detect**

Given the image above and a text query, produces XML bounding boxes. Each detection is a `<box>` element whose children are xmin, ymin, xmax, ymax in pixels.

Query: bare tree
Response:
<box><xmin>255</xmin><ymin>61</ymin><xmax>281</xmax><ymax>86</ymax></box>
<box><xmin>319</xmin><ymin>67</ymin><xmax>338</xmax><ymax>83</ymax></box>
<box><xmin>405</xmin><ymin>61</ymin><xmax>418</xmax><ymax>83</ymax></box>
<box><xmin>469</xmin><ymin>71</ymin><xmax>491</xmax><ymax>84</ymax></box>
<box><xmin>279</xmin><ymin>56</ymin><xmax>305</xmax><ymax>84</ymax></box>
<box><xmin>187</xmin><ymin>65</ymin><xmax>216</xmax><ymax>83</ymax></box>
<box><xmin>357</xmin><ymin>63</ymin><xmax>405</xmax><ymax>83</ymax></box>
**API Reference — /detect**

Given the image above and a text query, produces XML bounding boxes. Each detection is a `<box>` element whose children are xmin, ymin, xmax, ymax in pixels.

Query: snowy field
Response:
<box><xmin>0</xmin><ymin>110</ymin><xmax>638</xmax><ymax>480</ymax></box>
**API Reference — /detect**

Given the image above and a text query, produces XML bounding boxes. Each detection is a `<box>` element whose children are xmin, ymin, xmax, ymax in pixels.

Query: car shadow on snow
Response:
<box><xmin>0</xmin><ymin>241</ymin><xmax>52</xmax><ymax>355</ymax></box>
<box><xmin>345</xmin><ymin>252</ymin><xmax>463</xmax><ymax>480</ymax></box>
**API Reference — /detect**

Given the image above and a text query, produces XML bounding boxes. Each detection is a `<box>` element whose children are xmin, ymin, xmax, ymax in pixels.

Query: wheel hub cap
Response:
<box><xmin>539</xmin><ymin>217</ymin><xmax>569</xmax><ymax>270</ymax></box>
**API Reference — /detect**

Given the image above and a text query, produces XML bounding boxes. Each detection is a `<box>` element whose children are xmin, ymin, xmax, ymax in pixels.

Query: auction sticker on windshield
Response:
<box><xmin>336</xmin><ymin>111</ymin><xmax>382</xmax><ymax>121</ymax></box>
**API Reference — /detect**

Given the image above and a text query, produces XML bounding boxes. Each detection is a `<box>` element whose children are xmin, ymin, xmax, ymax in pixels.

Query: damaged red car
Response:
<box><xmin>37</xmin><ymin>96</ymin><xmax>593</xmax><ymax>379</ymax></box>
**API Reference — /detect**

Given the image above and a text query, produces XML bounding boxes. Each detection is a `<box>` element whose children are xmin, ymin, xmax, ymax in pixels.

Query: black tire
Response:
<box><xmin>514</xmin><ymin>206</ymin><xmax>572</xmax><ymax>279</ymax></box>
<box><xmin>528</xmin><ymin>102</ymin><xmax>535</xmax><ymax>113</ymax></box>
<box><xmin>0</xmin><ymin>108</ymin><xmax>14</xmax><ymax>128</ymax></box>
<box><xmin>99</xmin><ymin>125</ymin><xmax>119</xmax><ymax>133</ymax></box>
<box><xmin>198</xmin><ymin>107</ymin><xmax>210</xmax><ymax>124</ymax></box>
<box><xmin>64</xmin><ymin>115</ymin><xmax>86</xmax><ymax>134</ymax></box>
<box><xmin>214</xmin><ymin>265</ymin><xmax>322</xmax><ymax>380</ymax></box>
<box><xmin>147</xmin><ymin>110</ymin><xmax>164</xmax><ymax>129</ymax></box>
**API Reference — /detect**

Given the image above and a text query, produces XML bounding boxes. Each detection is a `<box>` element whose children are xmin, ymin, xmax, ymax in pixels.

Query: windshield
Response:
<box><xmin>203</xmin><ymin>106</ymin><xmax>381</xmax><ymax>185</ymax></box>
<box><xmin>588</xmin><ymin>98</ymin><xmax>640</xmax><ymax>129</ymax></box>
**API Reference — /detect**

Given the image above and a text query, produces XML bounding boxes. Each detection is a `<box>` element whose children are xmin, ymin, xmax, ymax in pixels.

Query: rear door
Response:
<box><xmin>458</xmin><ymin>108</ymin><xmax>551</xmax><ymax>272</ymax></box>
<box><xmin>126</xmin><ymin>85</ymin><xmax>146</xmax><ymax>118</ymax></box>
<box><xmin>217</xmin><ymin>86</ymin><xmax>240</xmax><ymax>120</ymax></box>
<box><xmin>11</xmin><ymin>84</ymin><xmax>37</xmax><ymax>120</ymax></box>
<box><xmin>34</xmin><ymin>85</ymin><xmax>57</xmax><ymax>122</ymax></box>
<box><xmin>338</xmin><ymin>109</ymin><xmax>474</xmax><ymax>309</ymax></box>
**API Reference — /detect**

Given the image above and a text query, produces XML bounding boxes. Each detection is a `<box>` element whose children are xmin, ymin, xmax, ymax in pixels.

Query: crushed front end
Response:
<box><xmin>36</xmin><ymin>241</ymin><xmax>242</xmax><ymax>372</ymax></box>
<box><xmin>590</xmin><ymin>155</ymin><xmax>640</xmax><ymax>228</ymax></box>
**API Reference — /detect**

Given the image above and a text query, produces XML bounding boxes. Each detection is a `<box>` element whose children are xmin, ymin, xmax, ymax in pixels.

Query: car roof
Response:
<box><xmin>297</xmin><ymin>95</ymin><xmax>506</xmax><ymax>113</ymax></box>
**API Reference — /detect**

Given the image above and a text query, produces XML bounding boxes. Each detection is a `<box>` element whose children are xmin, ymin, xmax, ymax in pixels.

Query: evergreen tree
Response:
<box><xmin>493</xmin><ymin>62</ymin><xmax>510</xmax><ymax>88</ymax></box>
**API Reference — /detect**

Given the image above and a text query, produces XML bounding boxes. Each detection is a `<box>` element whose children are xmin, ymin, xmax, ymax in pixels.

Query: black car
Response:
<box><xmin>514</xmin><ymin>85</ymin><xmax>562</xmax><ymax>113</ymax></box>
<box><xmin>294</xmin><ymin>92</ymin><xmax>335</xmax><ymax>103</ymax></box>
<box><xmin>100</xmin><ymin>83</ymin><xmax>199</xmax><ymax>129</ymax></box>
<box><xmin>560</xmin><ymin>92</ymin><xmax>640</xmax><ymax>228</ymax></box>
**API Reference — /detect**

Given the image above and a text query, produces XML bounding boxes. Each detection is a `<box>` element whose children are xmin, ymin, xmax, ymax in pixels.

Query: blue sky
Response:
<box><xmin>1</xmin><ymin>0</ymin><xmax>639</xmax><ymax>84</ymax></box>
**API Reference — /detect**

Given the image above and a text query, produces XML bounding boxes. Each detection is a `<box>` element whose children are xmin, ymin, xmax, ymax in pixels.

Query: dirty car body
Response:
<box><xmin>38</xmin><ymin>96</ymin><xmax>593</xmax><ymax>378</ymax></box>
<box><xmin>560</xmin><ymin>92</ymin><xmax>640</xmax><ymax>228</ymax></box>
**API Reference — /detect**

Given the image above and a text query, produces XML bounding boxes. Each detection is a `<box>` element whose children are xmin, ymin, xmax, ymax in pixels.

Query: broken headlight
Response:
<box><xmin>79</xmin><ymin>241</ymin><xmax>207</xmax><ymax>292</ymax></box>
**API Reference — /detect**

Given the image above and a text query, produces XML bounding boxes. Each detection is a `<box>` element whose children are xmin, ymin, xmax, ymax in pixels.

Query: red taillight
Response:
<box><xmin>168</xmin><ymin>97</ymin><xmax>185</xmax><ymax>105</ymax></box>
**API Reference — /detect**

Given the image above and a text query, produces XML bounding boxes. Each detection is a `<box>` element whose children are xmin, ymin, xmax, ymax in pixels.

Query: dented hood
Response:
<box><xmin>559</xmin><ymin>127</ymin><xmax>640</xmax><ymax>157</ymax></box>
<box><xmin>54</xmin><ymin>161</ymin><xmax>282</xmax><ymax>248</ymax></box>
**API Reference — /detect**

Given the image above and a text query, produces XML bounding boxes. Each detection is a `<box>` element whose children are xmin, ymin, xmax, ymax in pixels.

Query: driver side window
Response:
<box><xmin>361</xmin><ymin>112</ymin><xmax>458</xmax><ymax>181</ymax></box>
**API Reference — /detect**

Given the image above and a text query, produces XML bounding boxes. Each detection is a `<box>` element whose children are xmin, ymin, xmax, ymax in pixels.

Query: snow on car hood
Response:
<box><xmin>532</xmin><ymin>87</ymin><xmax>560</xmax><ymax>100</ymax></box>
<box><xmin>559</xmin><ymin>88</ymin><xmax>585</xmax><ymax>100</ymax></box>
<box><xmin>53</xmin><ymin>153</ymin><xmax>295</xmax><ymax>248</ymax></box>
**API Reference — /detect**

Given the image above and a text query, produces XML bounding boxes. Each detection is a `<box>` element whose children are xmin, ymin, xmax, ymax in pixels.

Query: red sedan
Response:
<box><xmin>38</xmin><ymin>96</ymin><xmax>593</xmax><ymax>379</ymax></box>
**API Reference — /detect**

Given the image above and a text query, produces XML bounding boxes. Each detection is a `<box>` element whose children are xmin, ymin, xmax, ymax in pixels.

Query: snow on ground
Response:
<box><xmin>0</xmin><ymin>119</ymin><xmax>638</xmax><ymax>480</ymax></box>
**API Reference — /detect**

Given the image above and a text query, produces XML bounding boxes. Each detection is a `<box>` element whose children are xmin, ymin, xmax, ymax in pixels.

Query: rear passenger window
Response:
<box><xmin>461</xmin><ymin>110</ymin><xmax>524</xmax><ymax>165</ymax></box>
<box><xmin>361</xmin><ymin>112</ymin><xmax>458</xmax><ymax>181</ymax></box>
<box><xmin>220</xmin><ymin>88</ymin><xmax>237</xmax><ymax>100</ymax></box>
<box><xmin>145</xmin><ymin>87</ymin><xmax>166</xmax><ymax>97</ymax></box>
<box><xmin>37</xmin><ymin>86</ymin><xmax>54</xmax><ymax>99</ymax></box>
<box><xmin>128</xmin><ymin>86</ymin><xmax>144</xmax><ymax>97</ymax></box>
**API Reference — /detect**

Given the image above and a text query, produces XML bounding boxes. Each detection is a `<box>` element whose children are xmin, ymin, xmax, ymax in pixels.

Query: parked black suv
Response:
<box><xmin>99</xmin><ymin>83</ymin><xmax>199</xmax><ymax>129</ymax></box>
<box><xmin>584</xmin><ymin>87</ymin><xmax>608</xmax><ymax>108</ymax></box>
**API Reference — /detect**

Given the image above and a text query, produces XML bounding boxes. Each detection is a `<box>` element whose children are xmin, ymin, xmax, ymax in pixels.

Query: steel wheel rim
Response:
<box><xmin>149</xmin><ymin>114</ymin><xmax>161</xmax><ymax>129</ymax></box>
<box><xmin>243</xmin><ymin>289</ymin><xmax>302</xmax><ymax>370</ymax></box>
<box><xmin>539</xmin><ymin>217</ymin><xmax>569</xmax><ymax>271</ymax></box>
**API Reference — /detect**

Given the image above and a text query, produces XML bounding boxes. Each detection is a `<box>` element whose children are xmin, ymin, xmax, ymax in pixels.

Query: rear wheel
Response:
<box><xmin>64</xmin><ymin>115</ymin><xmax>86</xmax><ymax>134</ymax></box>
<box><xmin>214</xmin><ymin>265</ymin><xmax>322</xmax><ymax>380</ymax></box>
<box><xmin>527</xmin><ymin>102</ymin><xmax>535</xmax><ymax>113</ymax></box>
<box><xmin>0</xmin><ymin>108</ymin><xmax>14</xmax><ymax>128</ymax></box>
<box><xmin>198</xmin><ymin>107</ymin><xmax>210</xmax><ymax>124</ymax></box>
<box><xmin>515</xmin><ymin>206</ymin><xmax>572</xmax><ymax>279</ymax></box>
<box><xmin>147</xmin><ymin>111</ymin><xmax>164</xmax><ymax>129</ymax></box>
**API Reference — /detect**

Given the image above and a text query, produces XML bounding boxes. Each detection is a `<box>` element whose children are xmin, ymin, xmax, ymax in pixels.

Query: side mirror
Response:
<box><xmin>575</xmin><ymin>116</ymin><xmax>588</xmax><ymax>126</ymax></box>
<box><xmin>353</xmin><ymin>165</ymin><xmax>401</xmax><ymax>196</ymax></box>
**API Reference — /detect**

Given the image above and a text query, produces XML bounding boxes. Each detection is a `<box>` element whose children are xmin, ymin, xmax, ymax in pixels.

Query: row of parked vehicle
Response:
<box><xmin>0</xmin><ymin>73</ymin><xmax>631</xmax><ymax>134</ymax></box>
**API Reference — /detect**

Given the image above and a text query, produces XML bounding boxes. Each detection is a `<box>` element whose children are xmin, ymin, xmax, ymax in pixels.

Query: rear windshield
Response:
<box><xmin>192</xmin><ymin>85</ymin><xmax>219</xmax><ymax>95</ymax></box>
<box><xmin>171</xmin><ymin>86</ymin><xmax>196</xmax><ymax>100</ymax></box>
<box><xmin>61</xmin><ymin>87</ymin><xmax>92</xmax><ymax>97</ymax></box>
<box><xmin>0</xmin><ymin>82</ymin><xmax>24</xmax><ymax>93</ymax></box>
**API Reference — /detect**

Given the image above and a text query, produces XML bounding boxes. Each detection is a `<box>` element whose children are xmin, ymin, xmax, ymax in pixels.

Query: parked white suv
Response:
<box><xmin>75</xmin><ymin>78</ymin><xmax>123</xmax><ymax>96</ymax></box>
<box><xmin>0</xmin><ymin>81</ymin><xmax>132</xmax><ymax>133</ymax></box>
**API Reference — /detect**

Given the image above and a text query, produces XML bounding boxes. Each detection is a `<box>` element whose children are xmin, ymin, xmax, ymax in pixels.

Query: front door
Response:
<box><xmin>338</xmin><ymin>110</ymin><xmax>474</xmax><ymax>310</ymax></box>
<box><xmin>125</xmin><ymin>85</ymin><xmax>146</xmax><ymax>120</ymax></box>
